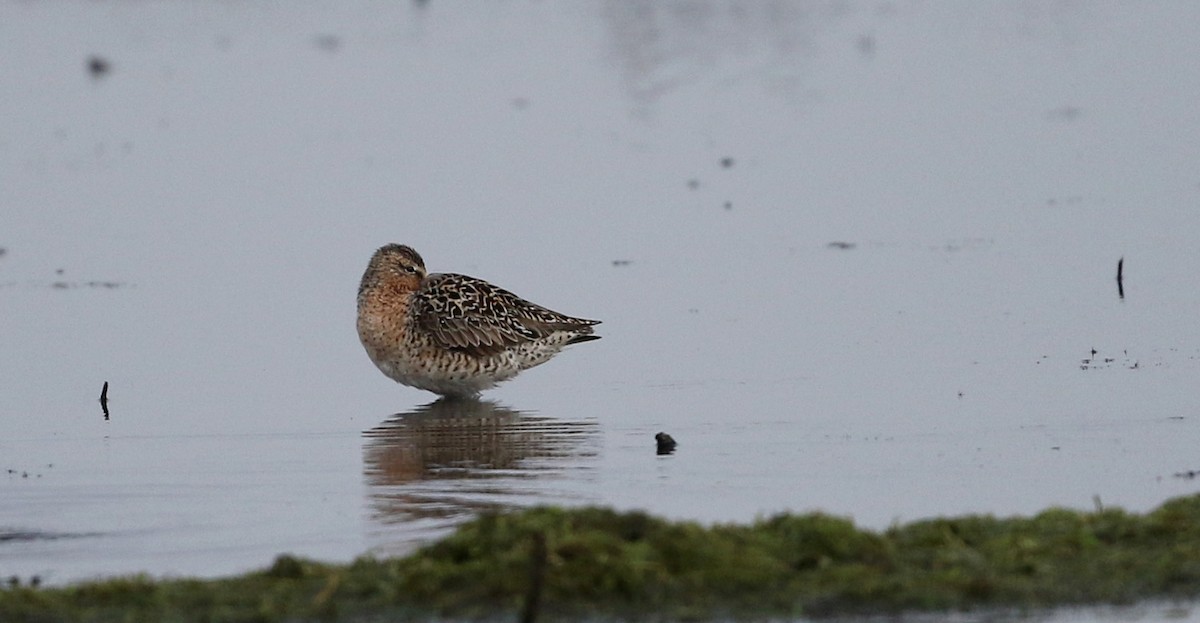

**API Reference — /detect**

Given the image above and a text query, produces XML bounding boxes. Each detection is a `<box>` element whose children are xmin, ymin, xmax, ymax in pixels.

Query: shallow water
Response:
<box><xmin>2</xmin><ymin>4</ymin><xmax>1200</xmax><ymax>618</ymax></box>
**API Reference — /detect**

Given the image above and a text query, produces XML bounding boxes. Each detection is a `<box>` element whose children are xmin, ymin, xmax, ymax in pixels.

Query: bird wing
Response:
<box><xmin>413</xmin><ymin>273</ymin><xmax>597</xmax><ymax>357</ymax></box>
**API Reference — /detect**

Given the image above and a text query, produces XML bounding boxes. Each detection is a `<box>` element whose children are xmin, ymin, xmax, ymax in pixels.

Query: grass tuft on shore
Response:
<box><xmin>5</xmin><ymin>495</ymin><xmax>1200</xmax><ymax>621</ymax></box>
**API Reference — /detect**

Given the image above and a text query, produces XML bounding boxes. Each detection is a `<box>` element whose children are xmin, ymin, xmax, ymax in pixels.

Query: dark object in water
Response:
<box><xmin>87</xmin><ymin>55</ymin><xmax>110</xmax><ymax>78</ymax></box>
<box><xmin>655</xmin><ymin>432</ymin><xmax>677</xmax><ymax>455</ymax></box>
<box><xmin>100</xmin><ymin>381</ymin><xmax>109</xmax><ymax>420</ymax></box>
<box><xmin>1117</xmin><ymin>257</ymin><xmax>1124</xmax><ymax>299</ymax></box>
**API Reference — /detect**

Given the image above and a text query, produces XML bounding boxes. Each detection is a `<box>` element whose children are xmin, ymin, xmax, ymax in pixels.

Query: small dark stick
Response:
<box><xmin>100</xmin><ymin>382</ymin><xmax>109</xmax><ymax>420</ymax></box>
<box><xmin>1117</xmin><ymin>257</ymin><xmax>1125</xmax><ymax>299</ymax></box>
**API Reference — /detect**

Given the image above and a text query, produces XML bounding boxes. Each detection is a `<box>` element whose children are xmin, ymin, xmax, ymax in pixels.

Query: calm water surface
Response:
<box><xmin>2</xmin><ymin>4</ymin><xmax>1200</xmax><ymax>620</ymax></box>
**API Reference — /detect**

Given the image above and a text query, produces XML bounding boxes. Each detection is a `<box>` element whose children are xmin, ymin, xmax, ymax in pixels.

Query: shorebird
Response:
<box><xmin>356</xmin><ymin>244</ymin><xmax>601</xmax><ymax>398</ymax></box>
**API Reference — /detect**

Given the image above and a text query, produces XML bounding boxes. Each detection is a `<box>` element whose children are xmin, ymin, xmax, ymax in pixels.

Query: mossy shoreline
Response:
<box><xmin>5</xmin><ymin>495</ymin><xmax>1200</xmax><ymax>622</ymax></box>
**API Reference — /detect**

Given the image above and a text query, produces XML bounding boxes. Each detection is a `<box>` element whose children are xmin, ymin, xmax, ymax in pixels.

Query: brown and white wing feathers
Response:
<box><xmin>413</xmin><ymin>273</ymin><xmax>599</xmax><ymax>357</ymax></box>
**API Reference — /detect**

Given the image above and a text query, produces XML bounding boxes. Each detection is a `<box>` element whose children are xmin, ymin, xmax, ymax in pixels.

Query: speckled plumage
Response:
<box><xmin>357</xmin><ymin>244</ymin><xmax>601</xmax><ymax>398</ymax></box>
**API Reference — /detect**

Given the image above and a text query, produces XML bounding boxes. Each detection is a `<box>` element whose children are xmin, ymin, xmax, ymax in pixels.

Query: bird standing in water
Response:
<box><xmin>357</xmin><ymin>244</ymin><xmax>601</xmax><ymax>398</ymax></box>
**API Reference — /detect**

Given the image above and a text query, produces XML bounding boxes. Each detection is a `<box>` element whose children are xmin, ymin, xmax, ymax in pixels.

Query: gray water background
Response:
<box><xmin>2</xmin><ymin>7</ymin><xmax>1199</xmax><ymax>621</ymax></box>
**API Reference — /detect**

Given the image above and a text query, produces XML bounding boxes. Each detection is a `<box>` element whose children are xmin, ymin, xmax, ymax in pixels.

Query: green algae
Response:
<box><xmin>5</xmin><ymin>495</ymin><xmax>1200</xmax><ymax>622</ymax></box>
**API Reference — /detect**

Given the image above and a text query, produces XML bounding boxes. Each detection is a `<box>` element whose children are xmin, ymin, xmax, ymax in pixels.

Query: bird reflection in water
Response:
<box><xmin>362</xmin><ymin>398</ymin><xmax>598</xmax><ymax>552</ymax></box>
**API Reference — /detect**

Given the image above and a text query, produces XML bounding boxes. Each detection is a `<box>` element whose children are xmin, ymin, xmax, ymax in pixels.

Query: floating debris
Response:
<box><xmin>87</xmin><ymin>55</ymin><xmax>110</xmax><ymax>78</ymax></box>
<box><xmin>827</xmin><ymin>241</ymin><xmax>856</xmax><ymax>250</ymax></box>
<box><xmin>611</xmin><ymin>259</ymin><xmax>632</xmax><ymax>267</ymax></box>
<box><xmin>4</xmin><ymin>465</ymin><xmax>49</xmax><ymax>479</ymax></box>
<box><xmin>1079</xmin><ymin>348</ymin><xmax>1139</xmax><ymax>371</ymax></box>
<box><xmin>1117</xmin><ymin>257</ymin><xmax>1125</xmax><ymax>299</ymax></box>
<box><xmin>719</xmin><ymin>157</ymin><xmax>734</xmax><ymax>169</ymax></box>
<box><xmin>655</xmin><ymin>432</ymin><xmax>677</xmax><ymax>455</ymax></box>
<box><xmin>100</xmin><ymin>381</ymin><xmax>110</xmax><ymax>420</ymax></box>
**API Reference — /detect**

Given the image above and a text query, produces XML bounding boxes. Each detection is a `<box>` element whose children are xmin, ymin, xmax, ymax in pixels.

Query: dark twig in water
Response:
<box><xmin>100</xmin><ymin>381</ymin><xmax>109</xmax><ymax>420</ymax></box>
<box><xmin>520</xmin><ymin>531</ymin><xmax>547</xmax><ymax>623</ymax></box>
<box><xmin>1117</xmin><ymin>257</ymin><xmax>1124</xmax><ymax>299</ymax></box>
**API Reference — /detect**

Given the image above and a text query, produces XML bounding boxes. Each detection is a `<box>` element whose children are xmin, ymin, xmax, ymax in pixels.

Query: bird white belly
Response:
<box><xmin>374</xmin><ymin>350</ymin><xmax>520</xmax><ymax>398</ymax></box>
